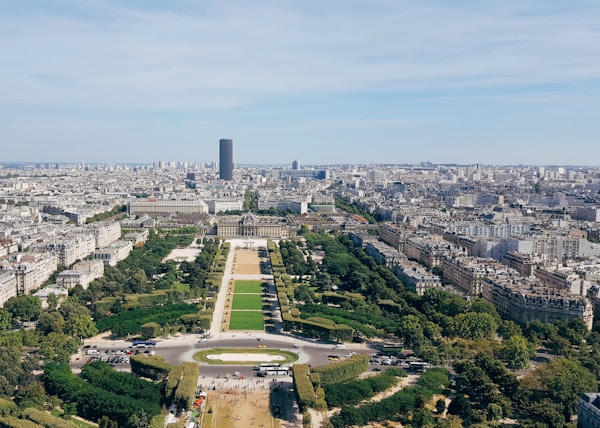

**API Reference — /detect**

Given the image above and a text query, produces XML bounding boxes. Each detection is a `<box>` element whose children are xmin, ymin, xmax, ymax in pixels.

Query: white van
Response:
<box><xmin>333</xmin><ymin>344</ymin><xmax>346</xmax><ymax>350</ymax></box>
<box><xmin>85</xmin><ymin>349</ymin><xmax>100</xmax><ymax>355</ymax></box>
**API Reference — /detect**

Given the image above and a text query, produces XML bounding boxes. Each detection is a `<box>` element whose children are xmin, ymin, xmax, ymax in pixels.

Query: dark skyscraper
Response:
<box><xmin>219</xmin><ymin>139</ymin><xmax>234</xmax><ymax>180</ymax></box>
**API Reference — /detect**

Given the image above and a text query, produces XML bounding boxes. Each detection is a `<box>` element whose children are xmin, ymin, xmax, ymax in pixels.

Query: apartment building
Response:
<box><xmin>530</xmin><ymin>235</ymin><xmax>594</xmax><ymax>261</ymax></box>
<box><xmin>379</xmin><ymin>223</ymin><xmax>412</xmax><ymax>251</ymax></box>
<box><xmin>204</xmin><ymin>198</ymin><xmax>243</xmax><ymax>214</ymax></box>
<box><xmin>257</xmin><ymin>199</ymin><xmax>308</xmax><ymax>214</ymax></box>
<box><xmin>127</xmin><ymin>198</ymin><xmax>209</xmax><ymax>215</ymax></box>
<box><xmin>403</xmin><ymin>237</ymin><xmax>453</xmax><ymax>269</ymax></box>
<box><xmin>0</xmin><ymin>270</ymin><xmax>17</xmax><ymax>307</ymax></box>
<box><xmin>578</xmin><ymin>393</ymin><xmax>600</xmax><ymax>428</ymax></box>
<box><xmin>534</xmin><ymin>267</ymin><xmax>584</xmax><ymax>292</ymax></box>
<box><xmin>393</xmin><ymin>262</ymin><xmax>442</xmax><ymax>295</ymax></box>
<box><xmin>93</xmin><ymin>240</ymin><xmax>133</xmax><ymax>266</ymax></box>
<box><xmin>364</xmin><ymin>240</ymin><xmax>402</xmax><ymax>268</ymax></box>
<box><xmin>442</xmin><ymin>256</ymin><xmax>501</xmax><ymax>296</ymax></box>
<box><xmin>573</xmin><ymin>207</ymin><xmax>600</xmax><ymax>222</ymax></box>
<box><xmin>502</xmin><ymin>251</ymin><xmax>534</xmax><ymax>276</ymax></box>
<box><xmin>84</xmin><ymin>222</ymin><xmax>122</xmax><ymax>249</ymax></box>
<box><xmin>482</xmin><ymin>275</ymin><xmax>593</xmax><ymax>330</ymax></box>
<box><xmin>122</xmin><ymin>229</ymin><xmax>149</xmax><ymax>246</ymax></box>
<box><xmin>56</xmin><ymin>259</ymin><xmax>104</xmax><ymax>289</ymax></box>
<box><xmin>32</xmin><ymin>234</ymin><xmax>96</xmax><ymax>266</ymax></box>
<box><xmin>0</xmin><ymin>252</ymin><xmax>58</xmax><ymax>295</ymax></box>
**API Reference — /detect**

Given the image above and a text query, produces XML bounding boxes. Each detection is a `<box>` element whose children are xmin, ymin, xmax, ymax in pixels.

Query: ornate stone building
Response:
<box><xmin>216</xmin><ymin>212</ymin><xmax>297</xmax><ymax>238</ymax></box>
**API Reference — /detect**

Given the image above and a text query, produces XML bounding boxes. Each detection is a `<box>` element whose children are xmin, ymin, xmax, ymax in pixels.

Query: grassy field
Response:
<box><xmin>194</xmin><ymin>347</ymin><xmax>298</xmax><ymax>364</ymax></box>
<box><xmin>234</xmin><ymin>280</ymin><xmax>262</xmax><ymax>293</ymax></box>
<box><xmin>229</xmin><ymin>310</ymin><xmax>265</xmax><ymax>330</ymax></box>
<box><xmin>232</xmin><ymin>293</ymin><xmax>263</xmax><ymax>310</ymax></box>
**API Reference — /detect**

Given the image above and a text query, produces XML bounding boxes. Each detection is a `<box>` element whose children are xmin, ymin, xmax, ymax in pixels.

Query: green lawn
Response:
<box><xmin>234</xmin><ymin>280</ymin><xmax>263</xmax><ymax>293</ymax></box>
<box><xmin>229</xmin><ymin>311</ymin><xmax>265</xmax><ymax>330</ymax></box>
<box><xmin>232</xmin><ymin>293</ymin><xmax>263</xmax><ymax>310</ymax></box>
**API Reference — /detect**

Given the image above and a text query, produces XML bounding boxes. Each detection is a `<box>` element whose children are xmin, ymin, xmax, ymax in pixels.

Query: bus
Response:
<box><xmin>253</xmin><ymin>363</ymin><xmax>280</xmax><ymax>370</ymax></box>
<box><xmin>409</xmin><ymin>361</ymin><xmax>433</xmax><ymax>372</ymax></box>
<box><xmin>382</xmin><ymin>342</ymin><xmax>403</xmax><ymax>350</ymax></box>
<box><xmin>133</xmin><ymin>340</ymin><xmax>157</xmax><ymax>348</ymax></box>
<box><xmin>256</xmin><ymin>366</ymin><xmax>290</xmax><ymax>377</ymax></box>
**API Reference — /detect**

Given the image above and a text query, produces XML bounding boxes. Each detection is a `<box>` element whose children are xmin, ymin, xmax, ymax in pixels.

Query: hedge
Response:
<box><xmin>173</xmin><ymin>362</ymin><xmax>199</xmax><ymax>411</ymax></box>
<box><xmin>323</xmin><ymin>368</ymin><xmax>407</xmax><ymax>407</ymax></box>
<box><xmin>21</xmin><ymin>408</ymin><xmax>78</xmax><ymax>428</ymax></box>
<box><xmin>311</xmin><ymin>354</ymin><xmax>369</xmax><ymax>386</ymax></box>
<box><xmin>166</xmin><ymin>366</ymin><xmax>183</xmax><ymax>399</ymax></box>
<box><xmin>292</xmin><ymin>364</ymin><xmax>315</xmax><ymax>410</ymax></box>
<box><xmin>0</xmin><ymin>417</ymin><xmax>43</xmax><ymax>428</ymax></box>
<box><xmin>130</xmin><ymin>354</ymin><xmax>173</xmax><ymax>381</ymax></box>
<box><xmin>0</xmin><ymin>399</ymin><xmax>17</xmax><ymax>418</ymax></box>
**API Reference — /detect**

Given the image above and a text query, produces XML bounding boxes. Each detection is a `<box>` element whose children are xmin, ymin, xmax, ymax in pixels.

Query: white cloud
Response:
<box><xmin>1</xmin><ymin>0</ymin><xmax>599</xmax><ymax>112</ymax></box>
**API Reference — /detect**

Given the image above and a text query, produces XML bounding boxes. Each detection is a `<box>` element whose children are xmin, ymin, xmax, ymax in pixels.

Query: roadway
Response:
<box><xmin>72</xmin><ymin>331</ymin><xmax>377</xmax><ymax>378</ymax></box>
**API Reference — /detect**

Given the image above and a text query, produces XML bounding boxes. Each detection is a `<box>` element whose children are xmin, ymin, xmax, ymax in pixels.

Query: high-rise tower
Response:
<box><xmin>219</xmin><ymin>139</ymin><xmax>234</xmax><ymax>180</ymax></box>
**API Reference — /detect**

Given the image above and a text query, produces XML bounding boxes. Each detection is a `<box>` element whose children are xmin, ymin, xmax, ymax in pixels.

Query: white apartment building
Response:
<box><xmin>257</xmin><ymin>199</ymin><xmax>308</xmax><ymax>214</ymax></box>
<box><xmin>56</xmin><ymin>270</ymin><xmax>96</xmax><ymax>289</ymax></box>
<box><xmin>122</xmin><ymin>229</ymin><xmax>150</xmax><ymax>246</ymax></box>
<box><xmin>93</xmin><ymin>240</ymin><xmax>133</xmax><ymax>266</ymax></box>
<box><xmin>0</xmin><ymin>252</ymin><xmax>58</xmax><ymax>295</ymax></box>
<box><xmin>393</xmin><ymin>262</ymin><xmax>442</xmax><ymax>296</ymax></box>
<box><xmin>403</xmin><ymin>237</ymin><xmax>453</xmax><ymax>269</ymax></box>
<box><xmin>442</xmin><ymin>256</ymin><xmax>501</xmax><ymax>296</ymax></box>
<box><xmin>73</xmin><ymin>259</ymin><xmax>105</xmax><ymax>278</ymax></box>
<box><xmin>482</xmin><ymin>274</ymin><xmax>594</xmax><ymax>330</ymax></box>
<box><xmin>32</xmin><ymin>234</ymin><xmax>96</xmax><ymax>266</ymax></box>
<box><xmin>56</xmin><ymin>259</ymin><xmax>104</xmax><ymax>289</ymax></box>
<box><xmin>84</xmin><ymin>222</ymin><xmax>122</xmax><ymax>249</ymax></box>
<box><xmin>204</xmin><ymin>198</ymin><xmax>243</xmax><ymax>214</ymax></box>
<box><xmin>127</xmin><ymin>198</ymin><xmax>208</xmax><ymax>215</ymax></box>
<box><xmin>0</xmin><ymin>270</ymin><xmax>17</xmax><ymax>307</ymax></box>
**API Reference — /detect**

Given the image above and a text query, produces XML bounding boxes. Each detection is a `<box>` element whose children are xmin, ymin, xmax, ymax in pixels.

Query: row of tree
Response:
<box><xmin>282</xmin><ymin>231</ymin><xmax>600</xmax><ymax>425</ymax></box>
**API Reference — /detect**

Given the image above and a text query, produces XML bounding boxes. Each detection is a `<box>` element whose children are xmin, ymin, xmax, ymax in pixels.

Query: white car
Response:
<box><xmin>199</xmin><ymin>338</ymin><xmax>208</xmax><ymax>343</ymax></box>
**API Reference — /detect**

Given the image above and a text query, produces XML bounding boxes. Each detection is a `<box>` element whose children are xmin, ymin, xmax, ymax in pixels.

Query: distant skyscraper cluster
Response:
<box><xmin>219</xmin><ymin>139</ymin><xmax>234</xmax><ymax>180</ymax></box>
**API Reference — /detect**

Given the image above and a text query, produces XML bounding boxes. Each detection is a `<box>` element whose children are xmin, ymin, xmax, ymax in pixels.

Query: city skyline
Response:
<box><xmin>1</xmin><ymin>1</ymin><xmax>599</xmax><ymax>165</ymax></box>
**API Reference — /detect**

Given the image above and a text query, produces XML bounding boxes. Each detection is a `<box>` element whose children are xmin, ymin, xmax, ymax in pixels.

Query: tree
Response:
<box><xmin>437</xmin><ymin>415</ymin><xmax>463</xmax><ymax>428</ymax></box>
<box><xmin>12</xmin><ymin>382</ymin><xmax>48</xmax><ymax>410</ymax></box>
<box><xmin>448</xmin><ymin>394</ymin><xmax>472</xmax><ymax>425</ymax></box>
<box><xmin>498</xmin><ymin>319</ymin><xmax>523</xmax><ymax>339</ymax></box>
<box><xmin>39</xmin><ymin>332</ymin><xmax>81</xmax><ymax>364</ymax></box>
<box><xmin>58</xmin><ymin>299</ymin><xmax>91</xmax><ymax>321</ymax></box>
<box><xmin>140</xmin><ymin>322</ymin><xmax>161</xmax><ymax>339</ymax></box>
<box><xmin>45</xmin><ymin>293</ymin><xmax>60</xmax><ymax>311</ymax></box>
<box><xmin>436</xmin><ymin>398</ymin><xmax>447</xmax><ymax>414</ymax></box>
<box><xmin>4</xmin><ymin>295</ymin><xmax>42</xmax><ymax>322</ymax></box>
<box><xmin>469</xmin><ymin>298</ymin><xmax>500</xmax><ymax>324</ymax></box>
<box><xmin>0</xmin><ymin>309</ymin><xmax>12</xmax><ymax>331</ymax></box>
<box><xmin>397</xmin><ymin>315</ymin><xmax>425</xmax><ymax>349</ymax></box>
<box><xmin>412</xmin><ymin>409</ymin><xmax>435</xmax><ymax>427</ymax></box>
<box><xmin>454</xmin><ymin>361</ymin><xmax>498</xmax><ymax>407</ymax></box>
<box><xmin>501</xmin><ymin>335</ymin><xmax>534</xmax><ymax>370</ymax></box>
<box><xmin>518</xmin><ymin>357</ymin><xmax>597</xmax><ymax>423</ymax></box>
<box><xmin>64</xmin><ymin>314</ymin><xmax>98</xmax><ymax>338</ymax></box>
<box><xmin>452</xmin><ymin>312</ymin><xmax>498</xmax><ymax>340</ymax></box>
<box><xmin>98</xmin><ymin>416</ymin><xmax>118</xmax><ymax>428</ymax></box>
<box><xmin>294</xmin><ymin>285</ymin><xmax>315</xmax><ymax>303</ymax></box>
<box><xmin>487</xmin><ymin>403</ymin><xmax>503</xmax><ymax>421</ymax></box>
<box><xmin>36</xmin><ymin>312</ymin><xmax>66</xmax><ymax>335</ymax></box>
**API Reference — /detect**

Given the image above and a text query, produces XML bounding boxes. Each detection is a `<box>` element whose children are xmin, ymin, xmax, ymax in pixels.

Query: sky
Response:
<box><xmin>1</xmin><ymin>0</ymin><xmax>599</xmax><ymax>166</ymax></box>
